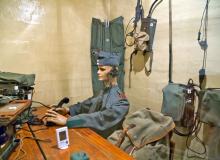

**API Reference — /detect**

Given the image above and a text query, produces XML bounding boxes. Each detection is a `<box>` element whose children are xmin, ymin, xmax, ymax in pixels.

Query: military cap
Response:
<box><xmin>94</xmin><ymin>51</ymin><xmax>120</xmax><ymax>66</ymax></box>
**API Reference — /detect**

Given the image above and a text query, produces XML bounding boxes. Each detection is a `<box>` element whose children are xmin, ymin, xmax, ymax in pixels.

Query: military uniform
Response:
<box><xmin>66</xmin><ymin>51</ymin><xmax>129</xmax><ymax>138</ymax></box>
<box><xmin>66</xmin><ymin>85</ymin><xmax>129</xmax><ymax>138</ymax></box>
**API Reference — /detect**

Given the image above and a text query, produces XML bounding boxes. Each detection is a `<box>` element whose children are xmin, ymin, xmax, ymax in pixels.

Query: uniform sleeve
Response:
<box><xmin>66</xmin><ymin>98</ymin><xmax>129</xmax><ymax>131</ymax></box>
<box><xmin>68</xmin><ymin>95</ymin><xmax>100</xmax><ymax>116</ymax></box>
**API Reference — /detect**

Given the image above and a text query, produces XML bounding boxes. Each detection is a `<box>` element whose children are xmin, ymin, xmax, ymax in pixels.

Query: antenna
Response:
<box><xmin>168</xmin><ymin>0</ymin><xmax>173</xmax><ymax>83</ymax></box>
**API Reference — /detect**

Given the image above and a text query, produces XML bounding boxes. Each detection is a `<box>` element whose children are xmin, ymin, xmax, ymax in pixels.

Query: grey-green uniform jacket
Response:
<box><xmin>66</xmin><ymin>85</ymin><xmax>129</xmax><ymax>138</ymax></box>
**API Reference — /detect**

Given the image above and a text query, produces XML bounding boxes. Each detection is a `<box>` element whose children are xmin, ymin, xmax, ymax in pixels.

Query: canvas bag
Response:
<box><xmin>130</xmin><ymin>32</ymin><xmax>151</xmax><ymax>73</ymax></box>
<box><xmin>198</xmin><ymin>88</ymin><xmax>220</xmax><ymax>127</ymax></box>
<box><xmin>128</xmin><ymin>31</ymin><xmax>153</xmax><ymax>87</ymax></box>
<box><xmin>161</xmin><ymin>79</ymin><xmax>197</xmax><ymax>130</ymax></box>
<box><xmin>108</xmin><ymin>108</ymin><xmax>175</xmax><ymax>160</ymax></box>
<box><xmin>0</xmin><ymin>72</ymin><xmax>35</xmax><ymax>104</ymax></box>
<box><xmin>0</xmin><ymin>71</ymin><xmax>35</xmax><ymax>87</ymax></box>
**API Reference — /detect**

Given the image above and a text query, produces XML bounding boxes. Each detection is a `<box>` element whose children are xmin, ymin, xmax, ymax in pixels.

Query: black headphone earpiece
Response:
<box><xmin>109</xmin><ymin>66</ymin><xmax>118</xmax><ymax>77</ymax></box>
<box><xmin>198</xmin><ymin>40</ymin><xmax>208</xmax><ymax>50</ymax></box>
<box><xmin>197</xmin><ymin>31</ymin><xmax>208</xmax><ymax>51</ymax></box>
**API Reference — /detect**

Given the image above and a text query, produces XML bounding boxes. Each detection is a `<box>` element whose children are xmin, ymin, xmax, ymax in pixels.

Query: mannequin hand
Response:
<box><xmin>48</xmin><ymin>104</ymin><xmax>69</xmax><ymax>115</ymax></box>
<box><xmin>53</xmin><ymin>107</ymin><xmax>69</xmax><ymax>115</ymax></box>
<box><xmin>45</xmin><ymin>109</ymin><xmax>67</xmax><ymax>126</ymax></box>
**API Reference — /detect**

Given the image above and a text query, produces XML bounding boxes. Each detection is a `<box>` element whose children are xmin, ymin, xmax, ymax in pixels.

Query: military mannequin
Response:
<box><xmin>45</xmin><ymin>51</ymin><xmax>130</xmax><ymax>138</ymax></box>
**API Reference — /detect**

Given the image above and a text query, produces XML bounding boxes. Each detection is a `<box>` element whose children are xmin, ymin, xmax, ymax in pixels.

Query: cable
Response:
<box><xmin>186</xmin><ymin>122</ymin><xmax>207</xmax><ymax>159</ymax></box>
<box><xmin>125</xmin><ymin>17</ymin><xmax>136</xmax><ymax>47</ymax></box>
<box><xmin>125</xmin><ymin>0</ymin><xmax>144</xmax><ymax>47</ymax></box>
<box><xmin>15</xmin><ymin>107</ymin><xmax>32</xmax><ymax>125</ymax></box>
<box><xmin>148</xmin><ymin>0</ymin><xmax>159</xmax><ymax>16</ymax></box>
<box><xmin>148</xmin><ymin>0</ymin><xmax>163</xmax><ymax>18</ymax></box>
<box><xmin>198</xmin><ymin>0</ymin><xmax>210</xmax><ymax>89</ymax></box>
<box><xmin>198</xmin><ymin>0</ymin><xmax>210</xmax><ymax>43</ymax></box>
<box><xmin>31</xmin><ymin>100</ymin><xmax>51</xmax><ymax>109</ymax></box>
<box><xmin>20</xmin><ymin>126</ymin><xmax>48</xmax><ymax>133</ymax></box>
<box><xmin>173</xmin><ymin>114</ymin><xmax>200</xmax><ymax>137</ymax></box>
<box><xmin>133</xmin><ymin>0</ymin><xmax>144</xmax><ymax>24</ymax></box>
<box><xmin>13</xmin><ymin>134</ymin><xmax>51</xmax><ymax>160</ymax></box>
<box><xmin>13</xmin><ymin>138</ymin><xmax>25</xmax><ymax>160</ymax></box>
<box><xmin>27</xmin><ymin>123</ymin><xmax>48</xmax><ymax>160</ymax></box>
<box><xmin>129</xmin><ymin>50</ymin><xmax>137</xmax><ymax>88</ymax></box>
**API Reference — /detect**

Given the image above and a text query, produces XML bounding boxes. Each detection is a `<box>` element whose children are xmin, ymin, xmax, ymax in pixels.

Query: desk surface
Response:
<box><xmin>8</xmin><ymin>124</ymin><xmax>45</xmax><ymax>160</ymax></box>
<box><xmin>0</xmin><ymin>100</ymin><xmax>31</xmax><ymax>125</ymax></box>
<box><xmin>8</xmin><ymin>107</ymin><xmax>134</xmax><ymax>160</ymax></box>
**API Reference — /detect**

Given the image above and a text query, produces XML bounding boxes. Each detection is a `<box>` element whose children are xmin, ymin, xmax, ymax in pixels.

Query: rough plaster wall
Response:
<box><xmin>0</xmin><ymin>0</ymin><xmax>220</xmax><ymax>159</ymax></box>
<box><xmin>110</xmin><ymin>0</ymin><xmax>220</xmax><ymax>159</ymax></box>
<box><xmin>0</xmin><ymin>0</ymin><xmax>108</xmax><ymax>105</ymax></box>
<box><xmin>110</xmin><ymin>0</ymin><xmax>220</xmax><ymax>113</ymax></box>
<box><xmin>1</xmin><ymin>0</ymin><xmax>219</xmax><ymax>117</ymax></box>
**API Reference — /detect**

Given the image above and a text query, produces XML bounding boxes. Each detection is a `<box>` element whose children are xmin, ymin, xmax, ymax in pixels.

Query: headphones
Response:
<box><xmin>109</xmin><ymin>66</ymin><xmax>118</xmax><ymax>77</ymax></box>
<box><xmin>197</xmin><ymin>31</ymin><xmax>208</xmax><ymax>51</ymax></box>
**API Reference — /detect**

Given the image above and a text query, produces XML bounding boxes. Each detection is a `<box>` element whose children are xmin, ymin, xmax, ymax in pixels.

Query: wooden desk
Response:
<box><xmin>9</xmin><ymin>107</ymin><xmax>134</xmax><ymax>160</ymax></box>
<box><xmin>0</xmin><ymin>100</ymin><xmax>31</xmax><ymax>126</ymax></box>
<box><xmin>8</xmin><ymin>124</ymin><xmax>45</xmax><ymax>160</ymax></box>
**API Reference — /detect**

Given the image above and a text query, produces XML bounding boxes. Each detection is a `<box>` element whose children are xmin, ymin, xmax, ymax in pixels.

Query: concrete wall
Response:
<box><xmin>0</xmin><ymin>0</ymin><xmax>107</xmax><ymax>104</ymax></box>
<box><xmin>1</xmin><ymin>0</ymin><xmax>219</xmax><ymax>110</ymax></box>
<box><xmin>111</xmin><ymin>0</ymin><xmax>220</xmax><ymax>114</ymax></box>
<box><xmin>1</xmin><ymin>0</ymin><xmax>220</xmax><ymax>159</ymax></box>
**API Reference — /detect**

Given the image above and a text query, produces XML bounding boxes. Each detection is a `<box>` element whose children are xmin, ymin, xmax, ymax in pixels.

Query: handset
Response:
<box><xmin>199</xmin><ymin>68</ymin><xmax>206</xmax><ymax>89</ymax></box>
<box><xmin>56</xmin><ymin>97</ymin><xmax>69</xmax><ymax>108</ymax></box>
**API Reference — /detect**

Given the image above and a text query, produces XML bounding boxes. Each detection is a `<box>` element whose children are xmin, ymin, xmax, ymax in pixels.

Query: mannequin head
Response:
<box><xmin>95</xmin><ymin>51</ymin><xmax>120</xmax><ymax>86</ymax></box>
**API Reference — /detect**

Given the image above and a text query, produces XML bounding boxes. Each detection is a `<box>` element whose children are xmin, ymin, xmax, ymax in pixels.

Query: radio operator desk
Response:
<box><xmin>7</xmin><ymin>123</ymin><xmax>45</xmax><ymax>160</ymax></box>
<box><xmin>9</xmin><ymin>107</ymin><xmax>134</xmax><ymax>160</ymax></box>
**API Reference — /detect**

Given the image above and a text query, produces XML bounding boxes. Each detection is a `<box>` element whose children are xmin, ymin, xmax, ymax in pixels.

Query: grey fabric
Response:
<box><xmin>66</xmin><ymin>85</ymin><xmax>129</xmax><ymax>138</ymax></box>
<box><xmin>0</xmin><ymin>71</ymin><xmax>35</xmax><ymax>104</ymax></box>
<box><xmin>0</xmin><ymin>71</ymin><xmax>35</xmax><ymax>86</ymax></box>
<box><xmin>90</xmin><ymin>16</ymin><xmax>125</xmax><ymax>96</ymax></box>
<box><xmin>206</xmin><ymin>127</ymin><xmax>220</xmax><ymax>160</ymax></box>
<box><xmin>108</xmin><ymin>108</ymin><xmax>175</xmax><ymax>160</ymax></box>
<box><xmin>161</xmin><ymin>83</ymin><xmax>186</xmax><ymax>122</ymax></box>
<box><xmin>199</xmin><ymin>89</ymin><xmax>220</xmax><ymax>127</ymax></box>
<box><xmin>94</xmin><ymin>51</ymin><xmax>120</xmax><ymax>66</ymax></box>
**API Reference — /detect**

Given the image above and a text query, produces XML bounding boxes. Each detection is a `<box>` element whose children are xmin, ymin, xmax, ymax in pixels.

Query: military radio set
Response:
<box><xmin>0</xmin><ymin>72</ymin><xmax>35</xmax><ymax>103</ymax></box>
<box><xmin>0</xmin><ymin>71</ymin><xmax>35</xmax><ymax>159</ymax></box>
<box><xmin>126</xmin><ymin>0</ymin><xmax>163</xmax><ymax>87</ymax></box>
<box><xmin>125</xmin><ymin>0</ymin><xmax>162</xmax><ymax>49</ymax></box>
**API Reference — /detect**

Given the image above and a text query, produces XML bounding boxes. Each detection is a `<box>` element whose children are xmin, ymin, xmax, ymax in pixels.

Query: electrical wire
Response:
<box><xmin>13</xmin><ymin>132</ymin><xmax>51</xmax><ymax>160</ymax></box>
<box><xmin>125</xmin><ymin>17</ymin><xmax>136</xmax><ymax>47</ymax></box>
<box><xmin>20</xmin><ymin>126</ymin><xmax>48</xmax><ymax>133</ymax></box>
<box><xmin>31</xmin><ymin>100</ymin><xmax>51</xmax><ymax>109</ymax></box>
<box><xmin>13</xmin><ymin>138</ymin><xmax>25</xmax><ymax>160</ymax></box>
<box><xmin>148</xmin><ymin>0</ymin><xmax>163</xmax><ymax>17</ymax></box>
<box><xmin>198</xmin><ymin>0</ymin><xmax>210</xmax><ymax>70</ymax></box>
<box><xmin>125</xmin><ymin>0</ymin><xmax>145</xmax><ymax>47</ymax></box>
<box><xmin>27</xmin><ymin>123</ymin><xmax>48</xmax><ymax>160</ymax></box>
<box><xmin>186</xmin><ymin>122</ymin><xmax>207</xmax><ymax>159</ymax></box>
<box><xmin>148</xmin><ymin>0</ymin><xmax>159</xmax><ymax>16</ymax></box>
